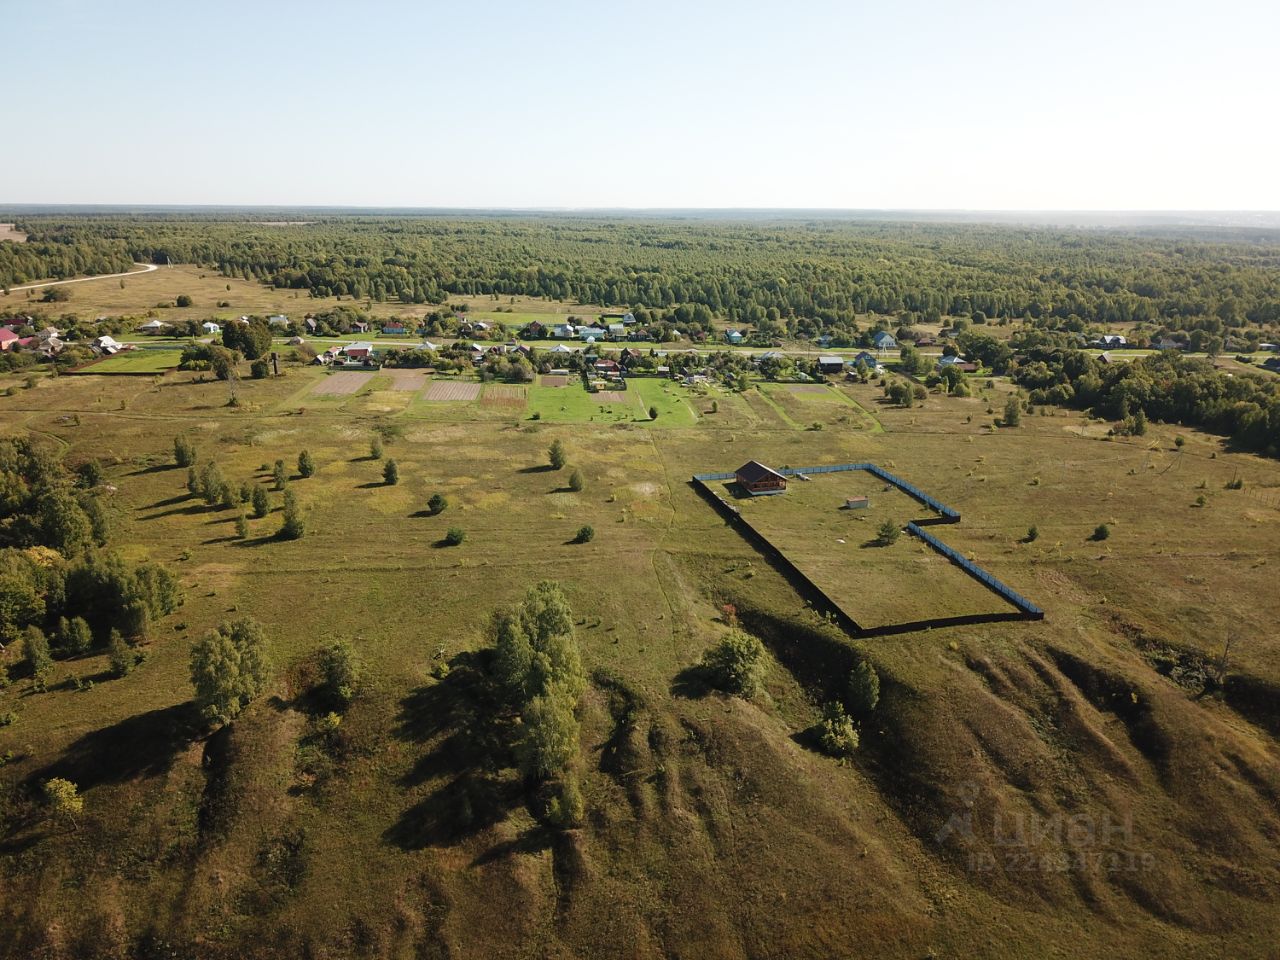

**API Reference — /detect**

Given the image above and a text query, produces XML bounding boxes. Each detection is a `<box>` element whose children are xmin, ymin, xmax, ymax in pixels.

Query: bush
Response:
<box><xmin>250</xmin><ymin>358</ymin><xmax>270</xmax><ymax>379</ymax></box>
<box><xmin>701</xmin><ymin>630</ymin><xmax>766</xmax><ymax>697</ymax></box>
<box><xmin>876</xmin><ymin>519</ymin><xmax>900</xmax><ymax>545</ymax></box>
<box><xmin>173</xmin><ymin>435</ymin><xmax>197</xmax><ymax>467</ymax></box>
<box><xmin>574</xmin><ymin>524</ymin><xmax>594</xmax><ymax>543</ymax></box>
<box><xmin>297</xmin><ymin>450</ymin><xmax>316</xmax><ymax>478</ymax></box>
<box><xmin>427</xmin><ymin>493</ymin><xmax>447</xmax><ymax>515</ymax></box>
<box><xmin>548</xmin><ymin>438</ymin><xmax>566</xmax><ymax>470</ymax></box>
<box><xmin>383</xmin><ymin>459</ymin><xmax>399</xmax><ymax>485</ymax></box>
<box><xmin>1026</xmin><ymin>524</ymin><xmax>1039</xmax><ymax>542</ymax></box>
<box><xmin>1091</xmin><ymin>523</ymin><xmax>1111</xmax><ymax>541</ymax></box>
<box><xmin>59</xmin><ymin>616</ymin><xmax>93</xmax><ymax>656</ymax></box>
<box><xmin>235</xmin><ymin>510</ymin><xmax>249</xmax><ymax>539</ymax></box>
<box><xmin>847</xmin><ymin>660</ymin><xmax>880</xmax><ymax>715</ymax></box>
<box><xmin>649</xmin><ymin>405</ymin><xmax>658</xmax><ymax>420</ymax></box>
<box><xmin>318</xmin><ymin>640</ymin><xmax>363</xmax><ymax>707</ymax></box>
<box><xmin>175</xmin><ymin>294</ymin><xmax>193</xmax><ymax>307</ymax></box>
<box><xmin>107</xmin><ymin>629</ymin><xmax>137</xmax><ymax>678</ymax></box>
<box><xmin>568</xmin><ymin>468</ymin><xmax>584</xmax><ymax>492</ymax></box>
<box><xmin>817</xmin><ymin>701</ymin><xmax>860</xmax><ymax>757</ymax></box>
<box><xmin>1003</xmin><ymin>395</ymin><xmax>1022</xmax><ymax>427</ymax></box>
<box><xmin>25</xmin><ymin>626</ymin><xmax>52</xmax><ymax>690</ymax></box>
<box><xmin>272</xmin><ymin>460</ymin><xmax>287</xmax><ymax>491</ymax></box>
<box><xmin>370</xmin><ymin>435</ymin><xmax>383</xmax><ymax>460</ymax></box>
<box><xmin>444</xmin><ymin>527</ymin><xmax>465</xmax><ymax>546</ymax></box>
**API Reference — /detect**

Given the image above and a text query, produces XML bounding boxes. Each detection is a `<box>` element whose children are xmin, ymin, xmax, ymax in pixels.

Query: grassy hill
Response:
<box><xmin>0</xmin><ymin>357</ymin><xmax>1277</xmax><ymax>959</ymax></box>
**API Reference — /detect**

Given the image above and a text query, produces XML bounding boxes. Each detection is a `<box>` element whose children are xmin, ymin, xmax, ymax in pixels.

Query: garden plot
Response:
<box><xmin>386</xmin><ymin>370</ymin><xmax>428</xmax><ymax>392</ymax></box>
<box><xmin>482</xmin><ymin>384</ymin><xmax>528</xmax><ymax>409</ymax></box>
<box><xmin>311</xmin><ymin>371</ymin><xmax>374</xmax><ymax>396</ymax></box>
<box><xmin>423</xmin><ymin>380</ymin><xmax>482</xmax><ymax>401</ymax></box>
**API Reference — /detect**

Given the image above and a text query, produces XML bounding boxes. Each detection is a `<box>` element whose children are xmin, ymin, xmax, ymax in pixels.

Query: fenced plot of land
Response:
<box><xmin>540</xmin><ymin>375</ymin><xmax>571</xmax><ymax>387</ymax></box>
<box><xmin>482</xmin><ymin>384</ymin><xmax>528</xmax><ymax>408</ymax></box>
<box><xmin>311</xmin><ymin>371</ymin><xmax>374</xmax><ymax>396</ymax></box>
<box><xmin>423</xmin><ymin>380</ymin><xmax>482</xmax><ymax>401</ymax></box>
<box><xmin>783</xmin><ymin>383</ymin><xmax>831</xmax><ymax>395</ymax></box>
<box><xmin>716</xmin><ymin>473</ymin><xmax>1018</xmax><ymax>631</ymax></box>
<box><xmin>386</xmin><ymin>370</ymin><xmax>428</xmax><ymax>392</ymax></box>
<box><xmin>593</xmin><ymin>390</ymin><xmax>627</xmax><ymax>402</ymax></box>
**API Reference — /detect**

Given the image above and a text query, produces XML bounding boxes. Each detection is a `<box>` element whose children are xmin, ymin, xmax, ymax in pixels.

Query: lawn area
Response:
<box><xmin>627</xmin><ymin>376</ymin><xmax>698</xmax><ymax>426</ymax></box>
<box><xmin>73</xmin><ymin>349</ymin><xmax>184</xmax><ymax>374</ymax></box>
<box><xmin>525</xmin><ymin>381</ymin><xmax>642</xmax><ymax>423</ymax></box>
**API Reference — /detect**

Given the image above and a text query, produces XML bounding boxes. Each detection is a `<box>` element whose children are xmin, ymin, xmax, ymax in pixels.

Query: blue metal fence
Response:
<box><xmin>907</xmin><ymin>522</ymin><xmax>1044</xmax><ymax>618</ymax></box>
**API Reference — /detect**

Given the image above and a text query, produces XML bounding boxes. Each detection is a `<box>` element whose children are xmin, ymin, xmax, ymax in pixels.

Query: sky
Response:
<box><xmin>4</xmin><ymin>0</ymin><xmax>1279</xmax><ymax>210</ymax></box>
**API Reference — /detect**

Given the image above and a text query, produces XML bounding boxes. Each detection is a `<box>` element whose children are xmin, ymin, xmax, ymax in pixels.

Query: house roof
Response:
<box><xmin>736</xmin><ymin>460</ymin><xmax>786</xmax><ymax>484</ymax></box>
<box><xmin>873</xmin><ymin>330</ymin><xmax>895</xmax><ymax>343</ymax></box>
<box><xmin>818</xmin><ymin>355</ymin><xmax>843</xmax><ymax>365</ymax></box>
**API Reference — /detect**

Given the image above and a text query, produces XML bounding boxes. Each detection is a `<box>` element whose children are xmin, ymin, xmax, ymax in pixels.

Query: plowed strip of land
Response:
<box><xmin>311</xmin><ymin>372</ymin><xmax>373</xmax><ymax>396</ymax></box>
<box><xmin>387</xmin><ymin>370</ymin><xmax>428</xmax><ymax>392</ymax></box>
<box><xmin>424</xmin><ymin>381</ymin><xmax>481</xmax><ymax>401</ymax></box>
<box><xmin>541</xmin><ymin>375</ymin><xmax>570</xmax><ymax>387</ymax></box>
<box><xmin>483</xmin><ymin>384</ymin><xmax>527</xmax><ymax>407</ymax></box>
<box><xmin>594</xmin><ymin>390</ymin><xmax>628</xmax><ymax>402</ymax></box>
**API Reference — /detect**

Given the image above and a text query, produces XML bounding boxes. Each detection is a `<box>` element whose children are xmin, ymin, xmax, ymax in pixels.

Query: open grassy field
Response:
<box><xmin>0</xmin><ymin>223</ymin><xmax>26</xmax><ymax>243</ymax></box>
<box><xmin>0</xmin><ymin>350</ymin><xmax>1278</xmax><ymax>959</ymax></box>
<box><xmin>70</xmin><ymin>348</ymin><xmax>184</xmax><ymax>375</ymax></box>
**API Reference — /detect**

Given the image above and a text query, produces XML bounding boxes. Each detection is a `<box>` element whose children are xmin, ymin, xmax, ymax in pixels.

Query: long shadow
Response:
<box><xmin>858</xmin><ymin>611</ymin><xmax>1033</xmax><ymax>638</ymax></box>
<box><xmin>141</xmin><ymin>494</ymin><xmax>192</xmax><ymax>511</ymax></box>
<box><xmin>518</xmin><ymin>464</ymin><xmax>556</xmax><ymax>474</ymax></box>
<box><xmin>383</xmin><ymin>651</ymin><xmax>520</xmax><ymax>851</ymax></box>
<box><xmin>138</xmin><ymin>503</ymin><xmax>211</xmax><ymax>522</ymax></box>
<box><xmin>356</xmin><ymin>481</ymin><xmax>388</xmax><ymax>489</ymax></box>
<box><xmin>28</xmin><ymin>702</ymin><xmax>199</xmax><ymax>791</ymax></box>
<box><xmin>128</xmin><ymin>463</ymin><xmax>180</xmax><ymax>477</ymax></box>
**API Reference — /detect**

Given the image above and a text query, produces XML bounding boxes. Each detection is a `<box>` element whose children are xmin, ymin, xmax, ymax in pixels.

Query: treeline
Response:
<box><xmin>0</xmin><ymin>231</ymin><xmax>134</xmax><ymax>287</ymax></box>
<box><xmin>0</xmin><ymin>439</ymin><xmax>182</xmax><ymax>679</ymax></box>
<box><xmin>1015</xmin><ymin>350</ymin><xmax>1280</xmax><ymax>456</ymax></box>
<box><xmin>6</xmin><ymin>216</ymin><xmax>1280</xmax><ymax>331</ymax></box>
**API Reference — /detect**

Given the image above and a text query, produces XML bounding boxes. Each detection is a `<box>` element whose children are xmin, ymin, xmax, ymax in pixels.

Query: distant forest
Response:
<box><xmin>3</xmin><ymin>216</ymin><xmax>1279</xmax><ymax>338</ymax></box>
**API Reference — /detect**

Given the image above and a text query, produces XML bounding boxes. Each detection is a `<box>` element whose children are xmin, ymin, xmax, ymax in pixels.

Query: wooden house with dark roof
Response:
<box><xmin>735</xmin><ymin>460</ymin><xmax>787</xmax><ymax>496</ymax></box>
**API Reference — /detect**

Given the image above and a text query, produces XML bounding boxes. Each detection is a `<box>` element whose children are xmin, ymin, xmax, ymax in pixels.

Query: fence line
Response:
<box><xmin>906</xmin><ymin>522</ymin><xmax>1044</xmax><ymax>618</ymax></box>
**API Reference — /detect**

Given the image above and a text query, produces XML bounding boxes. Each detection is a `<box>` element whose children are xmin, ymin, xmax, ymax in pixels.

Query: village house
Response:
<box><xmin>139</xmin><ymin>319</ymin><xmax>168</xmax><ymax>334</ymax></box>
<box><xmin>202</xmin><ymin>321</ymin><xmax>221</xmax><ymax>335</ymax></box>
<box><xmin>381</xmin><ymin>322</ymin><xmax>407</xmax><ymax>336</ymax></box>
<box><xmin>267</xmin><ymin>314</ymin><xmax>289</xmax><ymax>328</ymax></box>
<box><xmin>725</xmin><ymin>329</ymin><xmax>744</xmax><ymax>344</ymax></box>
<box><xmin>735</xmin><ymin>460</ymin><xmax>788</xmax><ymax>496</ymax></box>
<box><xmin>818</xmin><ymin>355</ymin><xmax>844</xmax><ymax>374</ymax></box>
<box><xmin>872</xmin><ymin>330</ymin><xmax>897</xmax><ymax>351</ymax></box>
<box><xmin>92</xmin><ymin>335</ymin><xmax>123</xmax><ymax>355</ymax></box>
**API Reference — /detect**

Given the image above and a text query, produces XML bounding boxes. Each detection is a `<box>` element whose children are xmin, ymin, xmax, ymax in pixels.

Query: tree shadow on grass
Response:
<box><xmin>29</xmin><ymin>701</ymin><xmax>200</xmax><ymax>791</ymax></box>
<box><xmin>127</xmin><ymin>463</ymin><xmax>181</xmax><ymax>477</ymax></box>
<box><xmin>356</xmin><ymin>481</ymin><xmax>387</xmax><ymax>489</ymax></box>
<box><xmin>142</xmin><ymin>492</ymin><xmax>192</xmax><ymax>510</ymax></box>
<box><xmin>383</xmin><ymin>650</ymin><xmax>521</xmax><ymax>851</ymax></box>
<box><xmin>670</xmin><ymin>664</ymin><xmax>715</xmax><ymax>700</ymax></box>
<box><xmin>518</xmin><ymin>464</ymin><xmax>556</xmax><ymax>474</ymax></box>
<box><xmin>138</xmin><ymin>502</ymin><xmax>210</xmax><ymax>521</ymax></box>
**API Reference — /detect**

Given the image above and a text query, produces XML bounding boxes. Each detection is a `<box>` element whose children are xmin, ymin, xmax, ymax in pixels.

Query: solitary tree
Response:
<box><xmin>383</xmin><ymin>459</ymin><xmax>399</xmax><ymax>485</ymax></box>
<box><xmin>370</xmin><ymin>435</ymin><xmax>384</xmax><ymax>460</ymax></box>
<box><xmin>235</xmin><ymin>509</ymin><xmax>249</xmax><ymax>539</ymax></box>
<box><xmin>548</xmin><ymin>438</ymin><xmax>566</xmax><ymax>470</ymax></box>
<box><xmin>427</xmin><ymin>492</ymin><xmax>447</xmax><ymax>515</ymax></box>
<box><xmin>648</xmin><ymin>405</ymin><xmax>658</xmax><ymax>420</ymax></box>
<box><xmin>574</xmin><ymin>524</ymin><xmax>594</xmax><ymax>543</ymax></box>
<box><xmin>61</xmin><ymin>616</ymin><xmax>93</xmax><ymax>656</ymax></box>
<box><xmin>279</xmin><ymin>489</ymin><xmax>305</xmax><ymax>540</ymax></box>
<box><xmin>568</xmin><ymin>468</ymin><xmax>584</xmax><ymax>492</ymax></box>
<box><xmin>817</xmin><ymin>701</ymin><xmax>860</xmax><ymax>757</ymax></box>
<box><xmin>1092</xmin><ymin>523</ymin><xmax>1111</xmax><ymax>541</ymax></box>
<box><xmin>297</xmin><ymin>450</ymin><xmax>316</xmax><ymax>478</ymax></box>
<box><xmin>701</xmin><ymin>630</ymin><xmax>767</xmax><ymax>698</ymax></box>
<box><xmin>876</xmin><ymin>519</ymin><xmax>901</xmax><ymax>545</ymax></box>
<box><xmin>318</xmin><ymin>639</ymin><xmax>363</xmax><ymax>707</ymax></box>
<box><xmin>43</xmin><ymin>778</ymin><xmax>83</xmax><ymax>830</ymax></box>
<box><xmin>444</xmin><ymin>526</ymin><xmax>466</xmax><ymax>546</ymax></box>
<box><xmin>272</xmin><ymin>460</ymin><xmax>287</xmax><ymax>491</ymax></box>
<box><xmin>848</xmin><ymin>660</ymin><xmax>880</xmax><ymax>715</ymax></box>
<box><xmin>189</xmin><ymin>617</ymin><xmax>271</xmax><ymax>725</ymax></box>
<box><xmin>251</xmin><ymin>483</ymin><xmax>270</xmax><ymax>518</ymax></box>
<box><xmin>1003</xmin><ymin>395</ymin><xmax>1022</xmax><ymax>427</ymax></box>
<box><xmin>107</xmin><ymin>629</ymin><xmax>136</xmax><ymax>678</ymax></box>
<box><xmin>173</xmin><ymin>435</ymin><xmax>197</xmax><ymax>467</ymax></box>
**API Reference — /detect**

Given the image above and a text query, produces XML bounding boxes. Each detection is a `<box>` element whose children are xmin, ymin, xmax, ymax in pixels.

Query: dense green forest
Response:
<box><xmin>3</xmin><ymin>216</ymin><xmax>1279</xmax><ymax>336</ymax></box>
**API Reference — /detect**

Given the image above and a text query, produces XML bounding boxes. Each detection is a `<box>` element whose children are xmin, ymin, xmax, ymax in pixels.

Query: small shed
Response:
<box><xmin>735</xmin><ymin>460</ymin><xmax>787</xmax><ymax>496</ymax></box>
<box><xmin>844</xmin><ymin>496</ymin><xmax>870</xmax><ymax>510</ymax></box>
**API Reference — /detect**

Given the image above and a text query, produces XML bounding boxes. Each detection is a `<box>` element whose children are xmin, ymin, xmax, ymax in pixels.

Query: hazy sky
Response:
<box><xmin>5</xmin><ymin>0</ymin><xmax>1278</xmax><ymax>209</ymax></box>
